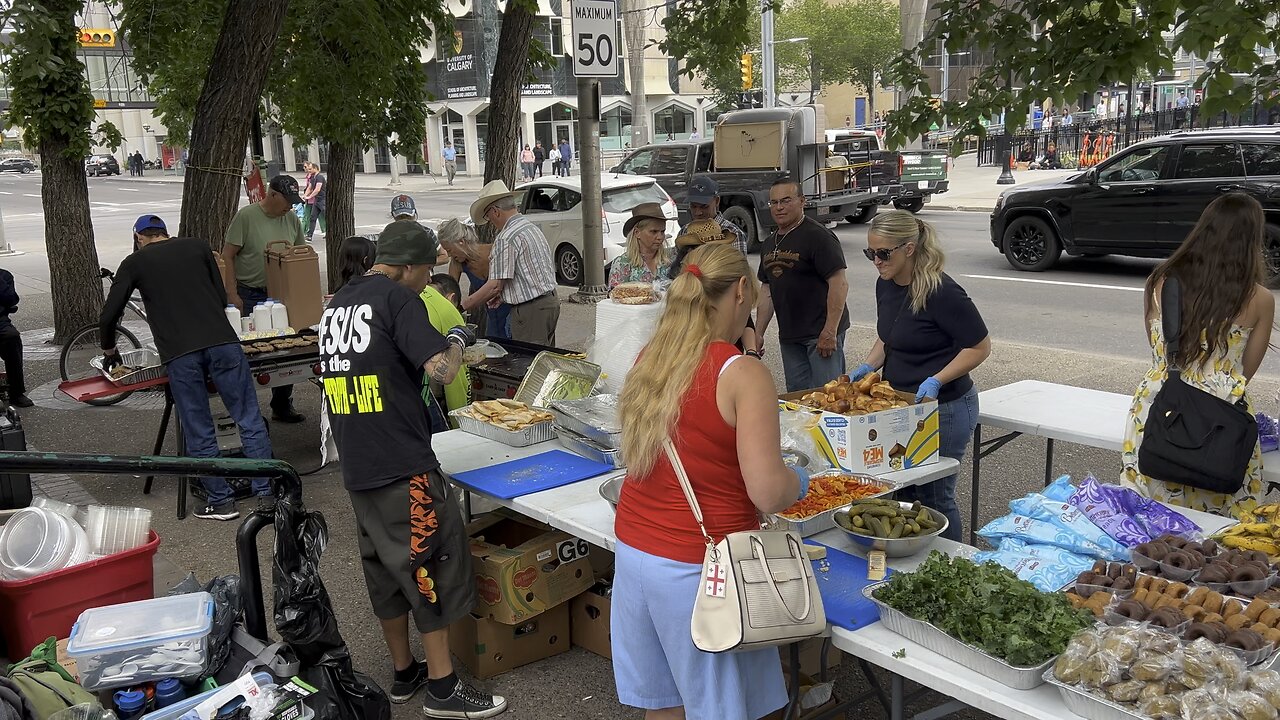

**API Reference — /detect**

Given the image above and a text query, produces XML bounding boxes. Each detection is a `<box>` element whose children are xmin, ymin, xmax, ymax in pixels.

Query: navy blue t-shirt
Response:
<box><xmin>876</xmin><ymin>273</ymin><xmax>987</xmax><ymax>402</ymax></box>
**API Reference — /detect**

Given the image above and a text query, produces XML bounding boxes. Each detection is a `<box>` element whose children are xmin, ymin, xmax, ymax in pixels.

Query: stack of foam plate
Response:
<box><xmin>82</xmin><ymin>505</ymin><xmax>153</xmax><ymax>556</ymax></box>
<box><xmin>0</xmin><ymin>507</ymin><xmax>89</xmax><ymax>580</ymax></box>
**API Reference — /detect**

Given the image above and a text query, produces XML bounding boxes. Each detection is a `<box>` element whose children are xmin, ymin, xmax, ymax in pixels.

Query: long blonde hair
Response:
<box><xmin>869</xmin><ymin>209</ymin><xmax>945</xmax><ymax>312</ymax></box>
<box><xmin>619</xmin><ymin>244</ymin><xmax>757</xmax><ymax>477</ymax></box>
<box><xmin>625</xmin><ymin>218</ymin><xmax>670</xmax><ymax>270</ymax></box>
<box><xmin>437</xmin><ymin>218</ymin><xmax>483</xmax><ymax>264</ymax></box>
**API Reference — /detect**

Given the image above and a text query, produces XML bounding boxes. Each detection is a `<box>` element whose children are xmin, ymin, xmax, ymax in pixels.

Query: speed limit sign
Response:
<box><xmin>571</xmin><ymin>0</ymin><xmax>619</xmax><ymax>77</ymax></box>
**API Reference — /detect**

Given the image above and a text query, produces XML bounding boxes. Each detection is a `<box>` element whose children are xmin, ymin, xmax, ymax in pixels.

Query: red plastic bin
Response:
<box><xmin>0</xmin><ymin>530</ymin><xmax>160</xmax><ymax>659</ymax></box>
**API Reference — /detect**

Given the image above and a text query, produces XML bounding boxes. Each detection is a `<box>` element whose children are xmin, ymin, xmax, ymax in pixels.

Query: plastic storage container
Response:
<box><xmin>0</xmin><ymin>506</ymin><xmax>89</xmax><ymax>579</ymax></box>
<box><xmin>82</xmin><ymin>505</ymin><xmax>152</xmax><ymax>556</ymax></box>
<box><xmin>68</xmin><ymin>591</ymin><xmax>214</xmax><ymax>691</ymax></box>
<box><xmin>141</xmin><ymin>672</ymin><xmax>272</xmax><ymax>720</ymax></box>
<box><xmin>0</xmin><ymin>530</ymin><xmax>160</xmax><ymax>659</ymax></box>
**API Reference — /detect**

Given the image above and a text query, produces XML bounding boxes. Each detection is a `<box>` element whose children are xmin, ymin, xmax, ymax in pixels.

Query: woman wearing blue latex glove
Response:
<box><xmin>851</xmin><ymin>210</ymin><xmax>991</xmax><ymax>542</ymax></box>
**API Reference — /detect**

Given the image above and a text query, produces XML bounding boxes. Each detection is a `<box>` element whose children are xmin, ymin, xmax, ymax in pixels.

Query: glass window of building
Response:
<box><xmin>601</xmin><ymin>106</ymin><xmax>632</xmax><ymax>151</ymax></box>
<box><xmin>653</xmin><ymin>105</ymin><xmax>694</xmax><ymax>140</ymax></box>
<box><xmin>549</xmin><ymin>18</ymin><xmax>564</xmax><ymax>56</ymax></box>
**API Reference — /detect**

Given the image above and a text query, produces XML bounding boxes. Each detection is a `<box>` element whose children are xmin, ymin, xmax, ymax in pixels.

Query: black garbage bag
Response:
<box><xmin>168</xmin><ymin>572</ymin><xmax>243</xmax><ymax>679</ymax></box>
<box><xmin>272</xmin><ymin>495</ymin><xmax>390</xmax><ymax>720</ymax></box>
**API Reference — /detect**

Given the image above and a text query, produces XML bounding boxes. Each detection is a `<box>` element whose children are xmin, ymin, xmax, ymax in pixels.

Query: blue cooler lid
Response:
<box><xmin>67</xmin><ymin>592</ymin><xmax>214</xmax><ymax>657</ymax></box>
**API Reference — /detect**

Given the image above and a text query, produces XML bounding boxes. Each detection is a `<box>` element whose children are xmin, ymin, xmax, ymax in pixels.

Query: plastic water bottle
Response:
<box><xmin>252</xmin><ymin>303</ymin><xmax>272</xmax><ymax>333</ymax></box>
<box><xmin>114</xmin><ymin>689</ymin><xmax>147</xmax><ymax>719</ymax></box>
<box><xmin>270</xmin><ymin>301</ymin><xmax>290</xmax><ymax>331</ymax></box>
<box><xmin>225</xmin><ymin>304</ymin><xmax>240</xmax><ymax>334</ymax></box>
<box><xmin>154</xmin><ymin>678</ymin><xmax>185</xmax><ymax>708</ymax></box>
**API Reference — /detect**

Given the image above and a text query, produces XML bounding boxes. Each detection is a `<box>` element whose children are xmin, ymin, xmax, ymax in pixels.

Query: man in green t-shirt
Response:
<box><xmin>221</xmin><ymin>174</ymin><xmax>307</xmax><ymax>422</ymax></box>
<box><xmin>421</xmin><ymin>273</ymin><xmax>472</xmax><ymax>431</ymax></box>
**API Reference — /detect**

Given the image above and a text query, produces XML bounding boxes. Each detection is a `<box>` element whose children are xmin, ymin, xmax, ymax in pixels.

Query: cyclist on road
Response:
<box><xmin>100</xmin><ymin>216</ymin><xmax>276</xmax><ymax>521</ymax></box>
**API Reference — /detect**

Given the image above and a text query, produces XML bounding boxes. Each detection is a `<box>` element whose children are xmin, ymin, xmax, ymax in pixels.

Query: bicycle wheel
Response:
<box><xmin>59</xmin><ymin>324</ymin><xmax>144</xmax><ymax>406</ymax></box>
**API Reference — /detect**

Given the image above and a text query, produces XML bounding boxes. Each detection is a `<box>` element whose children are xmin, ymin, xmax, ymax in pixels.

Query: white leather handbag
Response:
<box><xmin>663</xmin><ymin>440</ymin><xmax>826</xmax><ymax>653</ymax></box>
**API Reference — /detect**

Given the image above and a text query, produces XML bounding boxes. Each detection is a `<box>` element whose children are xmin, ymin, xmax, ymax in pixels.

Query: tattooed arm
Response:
<box><xmin>423</xmin><ymin>344</ymin><xmax>465</xmax><ymax>385</ymax></box>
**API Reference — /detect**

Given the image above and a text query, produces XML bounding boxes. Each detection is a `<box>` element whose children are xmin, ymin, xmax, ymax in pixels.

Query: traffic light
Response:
<box><xmin>79</xmin><ymin>29</ymin><xmax>115</xmax><ymax>48</ymax></box>
<box><xmin>741</xmin><ymin>54</ymin><xmax>753</xmax><ymax>90</ymax></box>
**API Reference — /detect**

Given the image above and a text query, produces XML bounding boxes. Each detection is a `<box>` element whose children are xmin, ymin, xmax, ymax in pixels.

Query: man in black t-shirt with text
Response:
<box><xmin>321</xmin><ymin>221</ymin><xmax>507</xmax><ymax>719</ymax></box>
<box><xmin>753</xmin><ymin>179</ymin><xmax>851</xmax><ymax>392</ymax></box>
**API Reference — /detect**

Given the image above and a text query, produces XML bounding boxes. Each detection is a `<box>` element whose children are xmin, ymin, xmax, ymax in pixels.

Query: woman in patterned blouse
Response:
<box><xmin>608</xmin><ymin>203</ymin><xmax>671</xmax><ymax>290</ymax></box>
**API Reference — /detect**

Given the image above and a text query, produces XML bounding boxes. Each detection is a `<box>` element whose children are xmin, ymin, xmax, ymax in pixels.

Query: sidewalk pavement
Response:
<box><xmin>927</xmin><ymin>154</ymin><xmax>1077</xmax><ymax>212</ymax></box>
<box><xmin>119</xmin><ymin>169</ymin><xmax>497</xmax><ymax>194</ymax></box>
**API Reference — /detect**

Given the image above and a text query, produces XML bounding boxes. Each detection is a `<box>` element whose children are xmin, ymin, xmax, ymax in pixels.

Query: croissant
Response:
<box><xmin>869</xmin><ymin>382</ymin><xmax>897</xmax><ymax>400</ymax></box>
<box><xmin>855</xmin><ymin>372</ymin><xmax>880</xmax><ymax>393</ymax></box>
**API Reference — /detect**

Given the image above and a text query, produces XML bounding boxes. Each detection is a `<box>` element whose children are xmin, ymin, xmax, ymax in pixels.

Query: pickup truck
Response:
<box><xmin>827</xmin><ymin>130</ymin><xmax>950</xmax><ymax>216</ymax></box>
<box><xmin>608</xmin><ymin>106</ymin><xmax>902</xmax><ymax>251</ymax></box>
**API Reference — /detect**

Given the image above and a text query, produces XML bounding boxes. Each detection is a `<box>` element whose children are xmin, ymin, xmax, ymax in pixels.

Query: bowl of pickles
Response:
<box><xmin>833</xmin><ymin>498</ymin><xmax>948</xmax><ymax>557</ymax></box>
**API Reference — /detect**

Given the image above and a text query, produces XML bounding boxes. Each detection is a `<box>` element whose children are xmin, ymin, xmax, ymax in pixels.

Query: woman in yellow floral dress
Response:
<box><xmin>1121</xmin><ymin>193</ymin><xmax>1275</xmax><ymax>518</ymax></box>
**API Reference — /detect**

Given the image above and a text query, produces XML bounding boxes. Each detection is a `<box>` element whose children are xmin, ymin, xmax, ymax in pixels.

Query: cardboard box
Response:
<box><xmin>467</xmin><ymin>511</ymin><xmax>595</xmax><ymax>625</ymax></box>
<box><xmin>449</xmin><ymin>603</ymin><xmax>570</xmax><ymax>679</ymax></box>
<box><xmin>264</xmin><ymin>241</ymin><xmax>323</xmax><ymax>329</ymax></box>
<box><xmin>779</xmin><ymin>390</ymin><xmax>939</xmax><ymax>474</ymax></box>
<box><xmin>781</xmin><ymin>636</ymin><xmax>843</xmax><ymax>680</ymax></box>
<box><xmin>570</xmin><ymin>587</ymin><xmax>612</xmax><ymax>659</ymax></box>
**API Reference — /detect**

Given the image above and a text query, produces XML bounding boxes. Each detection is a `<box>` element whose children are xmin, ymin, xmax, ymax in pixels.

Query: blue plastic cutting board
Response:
<box><xmin>811</xmin><ymin>541</ymin><xmax>892</xmax><ymax>631</ymax></box>
<box><xmin>451</xmin><ymin>449</ymin><xmax>615</xmax><ymax>500</ymax></box>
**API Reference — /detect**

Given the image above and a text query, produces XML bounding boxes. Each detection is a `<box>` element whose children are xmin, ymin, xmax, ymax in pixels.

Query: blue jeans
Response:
<box><xmin>167</xmin><ymin>344</ymin><xmax>274</xmax><ymax>506</ymax></box>
<box><xmin>896</xmin><ymin>385</ymin><xmax>978</xmax><ymax>543</ymax></box>
<box><xmin>779</xmin><ymin>333</ymin><xmax>846</xmax><ymax>393</ymax></box>
<box><xmin>237</xmin><ymin>284</ymin><xmax>294</xmax><ymax>411</ymax></box>
<box><xmin>488</xmin><ymin>303</ymin><xmax>512</xmax><ymax>340</ymax></box>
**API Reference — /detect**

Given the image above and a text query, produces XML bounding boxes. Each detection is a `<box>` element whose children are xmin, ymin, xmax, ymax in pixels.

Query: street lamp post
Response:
<box><xmin>997</xmin><ymin>70</ymin><xmax>1016</xmax><ymax>185</ymax></box>
<box><xmin>763</xmin><ymin>36</ymin><xmax>808</xmax><ymax>107</ymax></box>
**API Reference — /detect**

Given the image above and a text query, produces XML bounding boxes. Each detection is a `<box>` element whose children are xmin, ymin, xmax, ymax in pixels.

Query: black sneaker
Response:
<box><xmin>271</xmin><ymin>406</ymin><xmax>305</xmax><ymax>423</ymax></box>
<box><xmin>388</xmin><ymin>660</ymin><xmax>428</xmax><ymax>704</ymax></box>
<box><xmin>194</xmin><ymin>503</ymin><xmax>240</xmax><ymax>521</ymax></box>
<box><xmin>422</xmin><ymin>678</ymin><xmax>507</xmax><ymax>718</ymax></box>
<box><xmin>9</xmin><ymin>394</ymin><xmax>32</xmax><ymax>408</ymax></box>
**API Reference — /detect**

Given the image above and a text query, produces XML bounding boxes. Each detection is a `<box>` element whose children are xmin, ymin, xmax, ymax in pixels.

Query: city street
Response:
<box><xmin>6</xmin><ymin>173</ymin><xmax>1280</xmax><ymax>720</ymax></box>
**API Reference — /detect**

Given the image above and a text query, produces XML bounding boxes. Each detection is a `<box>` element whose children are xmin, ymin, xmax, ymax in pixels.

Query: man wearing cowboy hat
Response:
<box><xmin>320</xmin><ymin>221</ymin><xmax>506</xmax><ymax>718</ymax></box>
<box><xmin>467</xmin><ymin>180</ymin><xmax>559</xmax><ymax>345</ymax></box>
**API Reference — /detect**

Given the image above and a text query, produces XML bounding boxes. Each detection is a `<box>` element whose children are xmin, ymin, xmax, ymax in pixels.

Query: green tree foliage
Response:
<box><xmin>883</xmin><ymin>0</ymin><xmax>1280</xmax><ymax>148</ymax></box>
<box><xmin>660</xmin><ymin>0</ymin><xmax>774</xmax><ymax>110</ymax></box>
<box><xmin>2</xmin><ymin>0</ymin><xmax>122</xmax><ymax>339</ymax></box>
<box><xmin>774</xmin><ymin>0</ymin><xmax>899</xmax><ymax>114</ymax></box>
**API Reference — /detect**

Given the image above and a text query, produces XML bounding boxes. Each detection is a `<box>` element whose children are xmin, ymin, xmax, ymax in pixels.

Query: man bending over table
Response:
<box><xmin>320</xmin><ymin>221</ymin><xmax>505</xmax><ymax>718</ymax></box>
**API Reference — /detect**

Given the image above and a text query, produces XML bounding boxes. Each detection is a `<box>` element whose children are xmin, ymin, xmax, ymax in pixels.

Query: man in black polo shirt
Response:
<box><xmin>321</xmin><ymin>221</ymin><xmax>505</xmax><ymax>718</ymax></box>
<box><xmin>99</xmin><ymin>216</ymin><xmax>274</xmax><ymax>521</ymax></box>
<box><xmin>753</xmin><ymin>179</ymin><xmax>850</xmax><ymax>392</ymax></box>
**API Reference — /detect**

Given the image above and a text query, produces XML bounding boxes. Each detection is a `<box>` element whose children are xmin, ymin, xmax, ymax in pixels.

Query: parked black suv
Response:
<box><xmin>85</xmin><ymin>154</ymin><xmax>121</xmax><ymax>176</ymax></box>
<box><xmin>991</xmin><ymin>128</ymin><xmax>1280</xmax><ymax>273</ymax></box>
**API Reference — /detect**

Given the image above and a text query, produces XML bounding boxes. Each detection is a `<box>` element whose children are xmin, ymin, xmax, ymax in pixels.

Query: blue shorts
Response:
<box><xmin>611</xmin><ymin>541</ymin><xmax>787</xmax><ymax>720</ymax></box>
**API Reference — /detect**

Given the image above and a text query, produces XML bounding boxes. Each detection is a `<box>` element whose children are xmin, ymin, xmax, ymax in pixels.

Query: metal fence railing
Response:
<box><xmin>976</xmin><ymin>103</ymin><xmax>1280</xmax><ymax>167</ymax></box>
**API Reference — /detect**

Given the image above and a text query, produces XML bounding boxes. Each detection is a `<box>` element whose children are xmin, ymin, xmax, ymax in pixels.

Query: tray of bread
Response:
<box><xmin>241</xmin><ymin>331</ymin><xmax>319</xmax><ymax>357</ymax></box>
<box><xmin>796</xmin><ymin>372</ymin><xmax>913</xmax><ymax>416</ymax></box>
<box><xmin>610</xmin><ymin>282</ymin><xmax>658</xmax><ymax>305</ymax></box>
<box><xmin>451</xmin><ymin>399</ymin><xmax>557</xmax><ymax>447</ymax></box>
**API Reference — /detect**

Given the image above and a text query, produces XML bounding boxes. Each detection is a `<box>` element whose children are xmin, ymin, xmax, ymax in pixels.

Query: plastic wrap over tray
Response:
<box><xmin>1043</xmin><ymin>667</ymin><xmax>1145</xmax><ymax>720</ymax></box>
<box><xmin>863</xmin><ymin>582</ymin><xmax>1055</xmax><ymax>689</ymax></box>
<box><xmin>555</xmin><ymin>424</ymin><xmax>624</xmax><ymax>468</ymax></box>
<box><xmin>550</xmin><ymin>394</ymin><xmax>622</xmax><ymax>449</ymax></box>
<box><xmin>514</xmin><ymin>352</ymin><xmax>601</xmax><ymax>408</ymax></box>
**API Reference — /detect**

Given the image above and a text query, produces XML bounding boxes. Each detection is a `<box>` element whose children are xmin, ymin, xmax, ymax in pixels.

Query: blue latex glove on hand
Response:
<box><xmin>793</xmin><ymin>466</ymin><xmax>811</xmax><ymax>502</ymax></box>
<box><xmin>850</xmin><ymin>363</ymin><xmax>876</xmax><ymax>382</ymax></box>
<box><xmin>916</xmin><ymin>376</ymin><xmax>942</xmax><ymax>403</ymax></box>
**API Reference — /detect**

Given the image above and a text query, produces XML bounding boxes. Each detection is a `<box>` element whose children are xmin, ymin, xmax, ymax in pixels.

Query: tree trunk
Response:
<box><xmin>41</xmin><ymin>136</ymin><xmax>103</xmax><ymax>343</ymax></box>
<box><xmin>623</xmin><ymin>0</ymin><xmax>649</xmax><ymax>147</ymax></box>
<box><xmin>324</xmin><ymin>141</ymin><xmax>359</xmax><ymax>289</ymax></box>
<box><xmin>179</xmin><ymin>0</ymin><xmax>290</xmax><ymax>248</ymax></box>
<box><xmin>485</xmin><ymin>2</ymin><xmax>536</xmax><ymax>187</ymax></box>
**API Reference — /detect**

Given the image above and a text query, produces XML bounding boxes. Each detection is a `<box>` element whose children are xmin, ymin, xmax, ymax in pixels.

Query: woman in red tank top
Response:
<box><xmin>611</xmin><ymin>244</ymin><xmax>809</xmax><ymax>720</ymax></box>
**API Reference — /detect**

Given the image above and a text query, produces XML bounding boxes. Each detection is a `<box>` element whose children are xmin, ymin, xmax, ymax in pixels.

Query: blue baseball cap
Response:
<box><xmin>687</xmin><ymin>175</ymin><xmax>719</xmax><ymax>204</ymax></box>
<box><xmin>133</xmin><ymin>215</ymin><xmax>167</xmax><ymax>235</ymax></box>
<box><xmin>390</xmin><ymin>194</ymin><xmax>417</xmax><ymax>219</ymax></box>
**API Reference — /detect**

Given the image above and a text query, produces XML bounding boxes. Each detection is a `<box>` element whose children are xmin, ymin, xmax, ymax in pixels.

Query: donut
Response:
<box><xmin>1233</xmin><ymin>565</ymin><xmax>1268</xmax><ymax>583</ymax></box>
<box><xmin>1136</xmin><ymin>574</ymin><xmax>1154</xmax><ymax>590</ymax></box>
<box><xmin>1186</xmin><ymin>587</ymin><xmax>1211</xmax><ymax>606</ymax></box>
<box><xmin>1226</xmin><ymin>629</ymin><xmax>1267</xmax><ymax>651</ymax></box>
<box><xmin>1223</xmin><ymin>599</ymin><xmax>1245</xmax><ymax>618</ymax></box>
<box><xmin>1246</xmin><ymin>599</ymin><xmax>1270</xmax><ymax>621</ymax></box>
<box><xmin>1198</xmin><ymin>565</ymin><xmax>1232</xmax><ymax>584</ymax></box>
<box><xmin>1164</xmin><ymin>550</ymin><xmax>1198</xmax><ymax>570</ymax></box>
<box><xmin>1204</xmin><ymin>591</ymin><xmax>1226</xmax><ymax>615</ymax></box>
<box><xmin>1121</xmin><ymin>564</ymin><xmax>1138</xmax><ymax>582</ymax></box>
<box><xmin>1253</xmin><ymin>623</ymin><xmax>1272</xmax><ymax>635</ymax></box>
<box><xmin>1149</xmin><ymin>607</ymin><xmax>1185</xmax><ymax>628</ymax></box>
<box><xmin>1115</xmin><ymin>600</ymin><xmax>1150</xmax><ymax>621</ymax></box>
<box><xmin>1184</xmin><ymin>542</ymin><xmax>1204</xmax><ymax>556</ymax></box>
<box><xmin>1266</xmin><ymin>629</ymin><xmax>1280</xmax><ymax>646</ymax></box>
<box><xmin>1077</xmin><ymin>571</ymin><xmax>1098</xmax><ymax>585</ymax></box>
<box><xmin>1161</xmin><ymin>535</ymin><xmax>1188</xmax><ymax>549</ymax></box>
<box><xmin>1107</xmin><ymin>562</ymin><xmax>1123</xmax><ymax>579</ymax></box>
<box><xmin>1249</xmin><ymin>550</ymin><xmax>1271</xmax><ymax>564</ymax></box>
<box><xmin>1092</xmin><ymin>560</ymin><xmax>1109</xmax><ymax>575</ymax></box>
<box><xmin>1111</xmin><ymin>576</ymin><xmax>1134</xmax><ymax>592</ymax></box>
<box><xmin>1166</xmin><ymin>582</ymin><xmax>1190</xmax><ymax>599</ymax></box>
<box><xmin>1150</xmin><ymin>578</ymin><xmax>1170</xmax><ymax>594</ymax></box>
<box><xmin>1183</xmin><ymin>605</ymin><xmax>1208</xmax><ymax>621</ymax></box>
<box><xmin>1186</xmin><ymin>622</ymin><xmax>1229</xmax><ymax>643</ymax></box>
<box><xmin>1259</xmin><ymin>608</ymin><xmax>1280</xmax><ymax>628</ymax></box>
<box><xmin>1201</xmin><ymin>539</ymin><xmax>1218</xmax><ymax>556</ymax></box>
<box><xmin>1227</xmin><ymin>613</ymin><xmax>1254</xmax><ymax>631</ymax></box>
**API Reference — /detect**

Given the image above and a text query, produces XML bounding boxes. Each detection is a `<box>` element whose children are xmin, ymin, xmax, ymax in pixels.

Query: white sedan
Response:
<box><xmin>516</xmin><ymin>174</ymin><xmax>678</xmax><ymax>286</ymax></box>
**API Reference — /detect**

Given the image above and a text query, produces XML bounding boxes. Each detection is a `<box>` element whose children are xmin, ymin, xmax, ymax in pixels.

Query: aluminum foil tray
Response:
<box><xmin>770</xmin><ymin>471</ymin><xmax>897</xmax><ymax>537</ymax></box>
<box><xmin>550</xmin><ymin>394</ymin><xmax>621</xmax><ymax>449</ymax></box>
<box><xmin>450</xmin><ymin>408</ymin><xmax>556</xmax><ymax>447</ymax></box>
<box><xmin>555</xmin><ymin>424</ymin><xmax>624</xmax><ymax>468</ymax></box>
<box><xmin>92</xmin><ymin>348</ymin><xmax>166</xmax><ymax>386</ymax></box>
<box><xmin>1043</xmin><ymin>668</ymin><xmax>1144</xmax><ymax>720</ymax></box>
<box><xmin>514</xmin><ymin>352</ymin><xmax>601</xmax><ymax>408</ymax></box>
<box><xmin>863</xmin><ymin>582</ymin><xmax>1055</xmax><ymax>689</ymax></box>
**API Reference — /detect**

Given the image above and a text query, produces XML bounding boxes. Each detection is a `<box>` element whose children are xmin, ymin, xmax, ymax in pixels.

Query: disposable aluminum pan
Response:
<box><xmin>771</xmin><ymin>471</ymin><xmax>896</xmax><ymax>538</ymax></box>
<box><xmin>92</xmin><ymin>349</ymin><xmax>167</xmax><ymax>386</ymax></box>
<box><xmin>514</xmin><ymin>352</ymin><xmax>601</xmax><ymax>408</ymax></box>
<box><xmin>555</xmin><ymin>424</ymin><xmax>624</xmax><ymax>468</ymax></box>
<box><xmin>863</xmin><ymin>582</ymin><xmax>1055</xmax><ymax>689</ymax></box>
<box><xmin>449</xmin><ymin>408</ymin><xmax>556</xmax><ymax>447</ymax></box>
<box><xmin>1043</xmin><ymin>668</ymin><xmax>1145</xmax><ymax>720</ymax></box>
<box><xmin>549</xmin><ymin>394</ymin><xmax>621</xmax><ymax>449</ymax></box>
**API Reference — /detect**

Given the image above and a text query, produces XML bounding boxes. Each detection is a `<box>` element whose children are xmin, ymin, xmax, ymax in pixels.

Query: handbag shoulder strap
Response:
<box><xmin>662</xmin><ymin>439</ymin><xmax>716</xmax><ymax>552</ymax></box>
<box><xmin>1160</xmin><ymin>276</ymin><xmax>1182</xmax><ymax>375</ymax></box>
